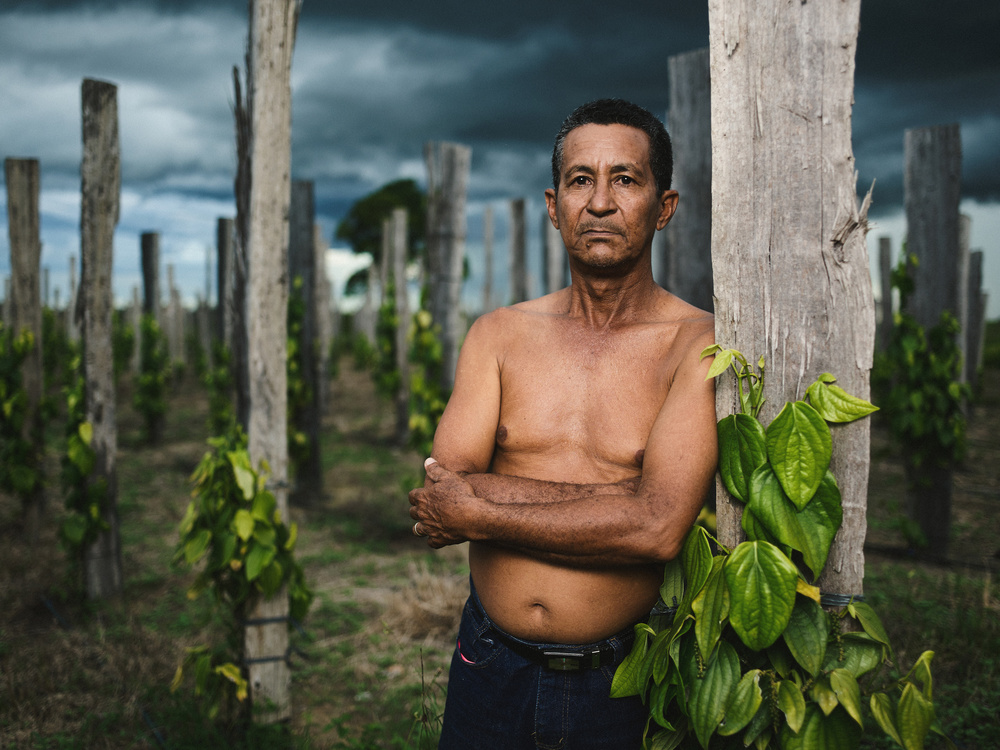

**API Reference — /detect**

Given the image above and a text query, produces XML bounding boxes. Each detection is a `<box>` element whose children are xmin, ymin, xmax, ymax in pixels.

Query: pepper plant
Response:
<box><xmin>0</xmin><ymin>325</ymin><xmax>42</xmax><ymax>509</ymax></box>
<box><xmin>613</xmin><ymin>347</ymin><xmax>946</xmax><ymax>750</ymax></box>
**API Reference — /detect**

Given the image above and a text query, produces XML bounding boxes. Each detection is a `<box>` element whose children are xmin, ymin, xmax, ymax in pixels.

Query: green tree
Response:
<box><xmin>335</xmin><ymin>178</ymin><xmax>426</xmax><ymax>265</ymax></box>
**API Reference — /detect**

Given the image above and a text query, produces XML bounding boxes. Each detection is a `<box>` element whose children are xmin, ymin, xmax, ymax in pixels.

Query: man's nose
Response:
<box><xmin>586</xmin><ymin>179</ymin><xmax>616</xmax><ymax>215</ymax></box>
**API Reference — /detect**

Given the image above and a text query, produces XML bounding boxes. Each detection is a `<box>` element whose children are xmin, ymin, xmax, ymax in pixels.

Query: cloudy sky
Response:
<box><xmin>2</xmin><ymin>0</ymin><xmax>999</xmax><ymax>316</ymax></box>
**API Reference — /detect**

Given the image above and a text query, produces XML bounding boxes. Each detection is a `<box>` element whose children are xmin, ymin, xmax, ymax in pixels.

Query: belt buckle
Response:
<box><xmin>542</xmin><ymin>649</ymin><xmax>601</xmax><ymax>671</ymax></box>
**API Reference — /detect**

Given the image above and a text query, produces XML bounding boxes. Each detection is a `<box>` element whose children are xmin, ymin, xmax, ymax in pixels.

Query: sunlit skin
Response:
<box><xmin>408</xmin><ymin>123</ymin><xmax>718</xmax><ymax>644</ymax></box>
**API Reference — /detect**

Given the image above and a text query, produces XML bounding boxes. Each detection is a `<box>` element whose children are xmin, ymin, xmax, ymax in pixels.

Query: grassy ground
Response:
<box><xmin>1</xmin><ymin>348</ymin><xmax>999</xmax><ymax>749</ymax></box>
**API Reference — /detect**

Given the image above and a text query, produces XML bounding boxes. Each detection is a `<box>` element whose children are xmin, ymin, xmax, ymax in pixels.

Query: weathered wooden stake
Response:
<box><xmin>5</xmin><ymin>157</ymin><xmax>45</xmax><ymax>540</ymax></box>
<box><xmin>424</xmin><ymin>141</ymin><xmax>471</xmax><ymax>391</ymax></box>
<box><xmin>391</xmin><ymin>207</ymin><xmax>411</xmax><ymax>444</ymax></box>
<box><xmin>709</xmin><ymin>0</ymin><xmax>873</xmax><ymax>603</ymax></box>
<box><xmin>67</xmin><ymin>255</ymin><xmax>80</xmax><ymax>343</ymax></box>
<box><xmin>243</xmin><ymin>0</ymin><xmax>301</xmax><ymax>721</ymax></box>
<box><xmin>141</xmin><ymin>232</ymin><xmax>160</xmax><ymax>318</ymax></box>
<box><xmin>664</xmin><ymin>47</ymin><xmax>713</xmax><ymax>313</ymax></box>
<box><xmin>79</xmin><ymin>78</ymin><xmax>123</xmax><ymax>599</ymax></box>
<box><xmin>878</xmin><ymin>236</ymin><xmax>893</xmax><ymax>352</ymax></box>
<box><xmin>508</xmin><ymin>198</ymin><xmax>528</xmax><ymax>304</ymax></box>
<box><xmin>217</xmin><ymin>217</ymin><xmax>235</xmax><ymax>348</ymax></box>
<box><xmin>966</xmin><ymin>250</ymin><xmax>986</xmax><ymax>392</ymax></box>
<box><xmin>313</xmin><ymin>224</ymin><xmax>332</xmax><ymax>415</ymax></box>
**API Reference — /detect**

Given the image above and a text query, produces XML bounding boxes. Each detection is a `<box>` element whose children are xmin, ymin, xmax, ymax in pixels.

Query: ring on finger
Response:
<box><xmin>413</xmin><ymin>522</ymin><xmax>424</xmax><ymax>537</ymax></box>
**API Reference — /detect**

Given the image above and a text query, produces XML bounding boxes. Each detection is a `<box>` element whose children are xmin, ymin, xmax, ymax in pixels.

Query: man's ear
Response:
<box><xmin>656</xmin><ymin>190</ymin><xmax>679</xmax><ymax>231</ymax></box>
<box><xmin>544</xmin><ymin>188</ymin><xmax>559</xmax><ymax>229</ymax></box>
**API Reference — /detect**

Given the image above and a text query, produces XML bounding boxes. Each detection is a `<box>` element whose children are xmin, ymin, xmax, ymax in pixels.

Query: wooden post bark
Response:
<box><xmin>313</xmin><ymin>224</ymin><xmax>331</xmax><ymax>415</ymax></box>
<box><xmin>67</xmin><ymin>255</ymin><xmax>79</xmax><ymax>343</ymax></box>
<box><xmin>902</xmin><ymin>124</ymin><xmax>962</xmax><ymax>556</ymax></box>
<box><xmin>967</xmin><ymin>250</ymin><xmax>985</xmax><ymax>391</ymax></box>
<box><xmin>664</xmin><ymin>47</ymin><xmax>714</xmax><ymax>313</ymax></box>
<box><xmin>5</xmin><ymin>157</ymin><xmax>45</xmax><ymax>540</ymax></box>
<box><xmin>243</xmin><ymin>0</ymin><xmax>301</xmax><ymax>721</ymax></box>
<box><xmin>543</xmin><ymin>211</ymin><xmax>565</xmax><ymax>295</ymax></box>
<box><xmin>508</xmin><ymin>198</ymin><xmax>528</xmax><ymax>304</ymax></box>
<box><xmin>424</xmin><ymin>141</ymin><xmax>471</xmax><ymax>391</ymax></box>
<box><xmin>878</xmin><ymin>236</ymin><xmax>893</xmax><ymax>352</ymax></box>
<box><xmin>141</xmin><ymin>232</ymin><xmax>160</xmax><ymax>318</ymax></box>
<box><xmin>217</xmin><ymin>217</ymin><xmax>235</xmax><ymax>348</ymax></box>
<box><xmin>392</xmin><ymin>207</ymin><xmax>411</xmax><ymax>444</ymax></box>
<box><xmin>79</xmin><ymin>78</ymin><xmax>123</xmax><ymax>599</ymax></box>
<box><xmin>709</xmin><ymin>0</ymin><xmax>873</xmax><ymax>602</ymax></box>
<box><xmin>289</xmin><ymin>180</ymin><xmax>323</xmax><ymax>502</ymax></box>
<box><xmin>482</xmin><ymin>204</ymin><xmax>494</xmax><ymax>313</ymax></box>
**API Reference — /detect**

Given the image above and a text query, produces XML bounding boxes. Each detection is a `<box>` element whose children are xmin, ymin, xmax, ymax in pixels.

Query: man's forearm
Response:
<box><xmin>461</xmin><ymin>472</ymin><xmax>640</xmax><ymax>505</ymax></box>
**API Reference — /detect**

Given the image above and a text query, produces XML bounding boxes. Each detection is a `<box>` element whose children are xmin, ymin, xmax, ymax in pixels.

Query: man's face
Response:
<box><xmin>545</xmin><ymin>123</ymin><xmax>677</xmax><ymax>273</ymax></box>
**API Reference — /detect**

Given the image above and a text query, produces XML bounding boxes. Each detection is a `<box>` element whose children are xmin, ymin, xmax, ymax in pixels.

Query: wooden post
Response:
<box><xmin>902</xmin><ymin>123</ymin><xmax>962</xmax><ymax>556</ymax></box>
<box><xmin>508</xmin><ymin>198</ymin><xmax>528</xmax><ymax>304</ymax></box>
<box><xmin>709</xmin><ymin>0</ymin><xmax>873</xmax><ymax>602</ymax></box>
<box><xmin>67</xmin><ymin>255</ymin><xmax>80</xmax><ymax>343</ymax></box>
<box><xmin>141</xmin><ymin>232</ymin><xmax>160</xmax><ymax>318</ymax></box>
<box><xmin>878</xmin><ymin>236</ymin><xmax>893</xmax><ymax>352</ymax></box>
<box><xmin>289</xmin><ymin>180</ymin><xmax>323</xmax><ymax>502</ymax></box>
<box><xmin>130</xmin><ymin>286</ymin><xmax>141</xmax><ymax>374</ymax></box>
<box><xmin>217</xmin><ymin>217</ymin><xmax>235</xmax><ymax>348</ymax></box>
<box><xmin>313</xmin><ymin>224</ymin><xmax>331</xmax><ymax>415</ymax></box>
<box><xmin>966</xmin><ymin>250</ymin><xmax>985</xmax><ymax>392</ymax></box>
<box><xmin>79</xmin><ymin>78</ymin><xmax>123</xmax><ymax>599</ymax></box>
<box><xmin>5</xmin><ymin>157</ymin><xmax>45</xmax><ymax>540</ymax></box>
<box><xmin>543</xmin><ymin>210</ymin><xmax>565</xmax><ymax>295</ymax></box>
<box><xmin>243</xmin><ymin>0</ymin><xmax>301</xmax><ymax>721</ymax></box>
<box><xmin>958</xmin><ymin>213</ymin><xmax>971</xmax><ymax>384</ymax></box>
<box><xmin>482</xmin><ymin>204</ymin><xmax>494</xmax><ymax>313</ymax></box>
<box><xmin>424</xmin><ymin>141</ymin><xmax>471</xmax><ymax>391</ymax></box>
<box><xmin>664</xmin><ymin>47</ymin><xmax>713</xmax><ymax>313</ymax></box>
<box><xmin>166</xmin><ymin>264</ymin><xmax>184</xmax><ymax>364</ymax></box>
<box><xmin>392</xmin><ymin>207</ymin><xmax>411</xmax><ymax>444</ymax></box>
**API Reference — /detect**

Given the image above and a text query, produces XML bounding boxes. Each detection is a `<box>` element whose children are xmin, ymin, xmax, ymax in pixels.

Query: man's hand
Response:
<box><xmin>408</xmin><ymin>458</ymin><xmax>477</xmax><ymax>548</ymax></box>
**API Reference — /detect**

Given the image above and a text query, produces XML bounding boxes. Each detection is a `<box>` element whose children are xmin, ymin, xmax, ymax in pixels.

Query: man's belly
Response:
<box><xmin>469</xmin><ymin>542</ymin><xmax>661</xmax><ymax>644</ymax></box>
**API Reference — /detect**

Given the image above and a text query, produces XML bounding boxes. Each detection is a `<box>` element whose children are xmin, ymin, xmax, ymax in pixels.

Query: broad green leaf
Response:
<box><xmin>252</xmin><ymin>524</ymin><xmax>277</xmax><ymax>549</ymax></box>
<box><xmin>808</xmin><ymin>675</ymin><xmax>839</xmax><ymax>716</ymax></box>
<box><xmin>78</xmin><ymin>421</ymin><xmax>93</xmax><ymax>445</ymax></box>
<box><xmin>806</xmin><ymin>376</ymin><xmax>878</xmax><ymax>423</ymax></box>
<box><xmin>824</xmin><ymin>634</ymin><xmax>884</xmax><ymax>678</ymax></box>
<box><xmin>651</xmin><ymin>627</ymin><xmax>675</xmax><ymax>685</ymax></box>
<box><xmin>705</xmin><ymin>347</ymin><xmax>734</xmax><ymax>380</ymax></box>
<box><xmin>765</xmin><ymin>401</ymin><xmax>831</xmax><ymax>508</ymax></box>
<box><xmin>611</xmin><ymin>623</ymin><xmax>653</xmax><ymax>698</ymax></box>
<box><xmin>233</xmin><ymin>509</ymin><xmax>254</xmax><ymax>541</ymax></box>
<box><xmin>743</xmin><ymin>702</ymin><xmax>773</xmax><ymax>748</ymax></box>
<box><xmin>682</xmin><ymin>526</ymin><xmax>713</xmax><ymax>602</ymax></box>
<box><xmin>660</xmin><ymin>557</ymin><xmax>685</xmax><ymax>609</ymax></box>
<box><xmin>767</xmin><ymin>642</ymin><xmax>795</xmax><ymax>679</ymax></box>
<box><xmin>257</xmin><ymin>557</ymin><xmax>283</xmax><ymax>596</ymax></box>
<box><xmin>689</xmin><ymin>640</ymin><xmax>740</xmax><ymax>749</ymax></box>
<box><xmin>649</xmin><ymin>678</ymin><xmax>680</xmax><ymax>731</ymax></box>
<box><xmin>718</xmin><ymin>669</ymin><xmax>763</xmax><ymax>736</ymax></box>
<box><xmin>284</xmin><ymin>522</ymin><xmax>298</xmax><ymax>551</ymax></box>
<box><xmin>777</xmin><ymin>680</ymin><xmax>806</xmax><ymax>733</ymax></box>
<box><xmin>717</xmin><ymin>414</ymin><xmax>768</xmax><ymax>502</ymax></box>
<box><xmin>782</xmin><ymin>597</ymin><xmax>828</xmax><ymax>676</ymax></box>
<box><xmin>871</xmin><ymin>693</ymin><xmax>903</xmax><ymax>746</ymax></box>
<box><xmin>61</xmin><ymin>515</ymin><xmax>87</xmax><ymax>545</ymax></box>
<box><xmin>899</xmin><ymin>683</ymin><xmax>935</xmax><ymax>750</ymax></box>
<box><xmin>194</xmin><ymin>653</ymin><xmax>211</xmax><ymax>695</ymax></box>
<box><xmin>252</xmin><ymin>490</ymin><xmax>277</xmax><ymax>522</ymax></box>
<box><xmin>692</xmin><ymin>557</ymin><xmax>730</xmax><ymax>658</ymax></box>
<box><xmin>245</xmin><ymin>544</ymin><xmax>276</xmax><ymax>582</ymax></box>
<box><xmin>848</xmin><ymin>601</ymin><xmax>891</xmax><ymax>647</ymax></box>
<box><xmin>796</xmin><ymin>579</ymin><xmax>821</xmax><ymax>603</ymax></box>
<box><xmin>649</xmin><ymin>726</ymin><xmax>687</xmax><ymax>750</ymax></box>
<box><xmin>740</xmin><ymin>505</ymin><xmax>786</xmax><ymax>549</ymax></box>
<box><xmin>232</xmin><ymin>463</ymin><xmax>255</xmax><ymax>501</ymax></box>
<box><xmin>830</xmin><ymin>669</ymin><xmax>864</xmax><ymax>727</ymax></box>
<box><xmin>780</xmin><ymin>705</ymin><xmax>862</xmax><ymax>750</ymax></box>
<box><xmin>179</xmin><ymin>501</ymin><xmax>197</xmax><ymax>536</ymax></box>
<box><xmin>906</xmin><ymin>650</ymin><xmax>935</xmax><ymax>699</ymax></box>
<box><xmin>184</xmin><ymin>528</ymin><xmax>211</xmax><ymax>564</ymax></box>
<box><xmin>724</xmin><ymin>541</ymin><xmax>798</xmax><ymax>649</ymax></box>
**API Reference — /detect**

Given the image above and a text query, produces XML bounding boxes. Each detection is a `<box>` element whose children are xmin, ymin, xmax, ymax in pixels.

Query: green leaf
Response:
<box><xmin>233</xmin><ymin>509</ymin><xmax>254</xmax><ymax>542</ymax></box>
<box><xmin>724</xmin><ymin>541</ymin><xmax>798</xmax><ymax>649</ymax></box>
<box><xmin>777</xmin><ymin>679</ymin><xmax>806</xmax><ymax>733</ymax></box>
<box><xmin>718</xmin><ymin>669</ymin><xmax>763</xmax><ymax>737</ymax></box>
<box><xmin>194</xmin><ymin>653</ymin><xmax>212</xmax><ymax>696</ymax></box>
<box><xmin>232</xmin><ymin>463</ymin><xmax>255</xmax><ymax>501</ymax></box>
<box><xmin>808</xmin><ymin>675</ymin><xmax>839</xmax><ymax>716</ymax></box>
<box><xmin>824</xmin><ymin>633</ymin><xmax>884</xmax><ymax>678</ymax></box>
<box><xmin>705</xmin><ymin>348</ymin><xmax>734</xmax><ymax>380</ymax></box>
<box><xmin>245</xmin><ymin>544</ymin><xmax>276</xmax><ymax>582</ymax></box>
<box><xmin>252</xmin><ymin>524</ymin><xmax>277</xmax><ymax>549</ymax></box>
<box><xmin>806</xmin><ymin>377</ymin><xmax>878</xmax><ymax>423</ymax></box>
<box><xmin>899</xmin><ymin>683</ymin><xmax>935</xmax><ymax>750</ymax></box>
<box><xmin>780</xmin><ymin>705</ymin><xmax>862</xmax><ymax>750</ymax></box>
<box><xmin>61</xmin><ymin>514</ymin><xmax>88</xmax><ymax>545</ymax></box>
<box><xmin>848</xmin><ymin>601</ymin><xmax>891</xmax><ymax>647</ymax></box>
<box><xmin>717</xmin><ymin>414</ymin><xmax>768</xmax><ymax>502</ymax></box>
<box><xmin>871</xmin><ymin>693</ymin><xmax>903</xmax><ymax>746</ymax></box>
<box><xmin>692</xmin><ymin>557</ymin><xmax>729</xmax><ymax>659</ymax></box>
<box><xmin>765</xmin><ymin>401</ymin><xmax>831</xmax><ymax>508</ymax></box>
<box><xmin>782</xmin><ymin>596</ymin><xmax>828</xmax><ymax>676</ymax></box>
<box><xmin>681</xmin><ymin>526</ymin><xmax>713</xmax><ymax>602</ymax></box>
<box><xmin>830</xmin><ymin>669</ymin><xmax>864</xmax><ymax>727</ymax></box>
<box><xmin>611</xmin><ymin>623</ymin><xmax>653</xmax><ymax>698</ymax></box>
<box><xmin>78</xmin><ymin>421</ymin><xmax>93</xmax><ymax>445</ymax></box>
<box><xmin>252</xmin><ymin>490</ymin><xmax>277</xmax><ymax>522</ymax></box>
<box><xmin>689</xmin><ymin>640</ymin><xmax>740</xmax><ymax>749</ymax></box>
<box><xmin>257</xmin><ymin>558</ymin><xmax>284</xmax><ymax>596</ymax></box>
<box><xmin>660</xmin><ymin>557</ymin><xmax>685</xmax><ymax>609</ymax></box>
<box><xmin>184</xmin><ymin>528</ymin><xmax>212</xmax><ymax>564</ymax></box>
<box><xmin>649</xmin><ymin>726</ymin><xmax>687</xmax><ymax>750</ymax></box>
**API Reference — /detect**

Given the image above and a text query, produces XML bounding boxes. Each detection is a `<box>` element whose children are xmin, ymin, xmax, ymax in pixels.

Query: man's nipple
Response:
<box><xmin>634</xmin><ymin>448</ymin><xmax>645</xmax><ymax>467</ymax></box>
<box><xmin>496</xmin><ymin>425</ymin><xmax>508</xmax><ymax>444</ymax></box>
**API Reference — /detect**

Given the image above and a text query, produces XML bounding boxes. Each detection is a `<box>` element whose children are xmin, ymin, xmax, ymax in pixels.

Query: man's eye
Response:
<box><xmin>572</xmin><ymin>176</ymin><xmax>589</xmax><ymax>185</ymax></box>
<box><xmin>618</xmin><ymin>175</ymin><xmax>634</xmax><ymax>185</ymax></box>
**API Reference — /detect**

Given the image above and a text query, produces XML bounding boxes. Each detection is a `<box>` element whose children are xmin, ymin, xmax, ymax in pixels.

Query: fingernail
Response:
<box><xmin>424</xmin><ymin>457</ymin><xmax>437</xmax><ymax>468</ymax></box>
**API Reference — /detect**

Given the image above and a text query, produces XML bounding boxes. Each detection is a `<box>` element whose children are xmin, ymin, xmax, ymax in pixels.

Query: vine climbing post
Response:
<box><xmin>708</xmin><ymin>0</ymin><xmax>874</xmax><ymax>602</ymax></box>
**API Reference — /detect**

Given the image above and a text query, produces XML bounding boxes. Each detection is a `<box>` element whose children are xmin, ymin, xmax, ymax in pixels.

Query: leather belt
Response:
<box><xmin>489</xmin><ymin>627</ymin><xmax>633</xmax><ymax>671</ymax></box>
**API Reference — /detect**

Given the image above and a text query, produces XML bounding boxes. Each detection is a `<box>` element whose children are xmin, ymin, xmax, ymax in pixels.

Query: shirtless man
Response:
<box><xmin>408</xmin><ymin>99</ymin><xmax>718</xmax><ymax>749</ymax></box>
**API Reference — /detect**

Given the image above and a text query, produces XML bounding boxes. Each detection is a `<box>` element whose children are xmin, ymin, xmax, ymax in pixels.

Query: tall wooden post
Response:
<box><xmin>509</xmin><ymin>198</ymin><xmax>528</xmax><ymax>304</ymax></box>
<box><xmin>217</xmin><ymin>217</ymin><xmax>235</xmax><ymax>348</ymax></box>
<box><xmin>709</xmin><ymin>0</ymin><xmax>873</xmax><ymax>602</ymax></box>
<box><xmin>79</xmin><ymin>78</ymin><xmax>123</xmax><ymax>599</ymax></box>
<box><xmin>289</xmin><ymin>180</ymin><xmax>323</xmax><ymax>502</ymax></box>
<box><xmin>902</xmin><ymin>123</ymin><xmax>962</xmax><ymax>556</ymax></box>
<box><xmin>542</xmin><ymin>211</ymin><xmax>565</xmax><ymax>295</ymax></box>
<box><xmin>482</xmin><ymin>204</ymin><xmax>494</xmax><ymax>313</ymax></box>
<box><xmin>424</xmin><ymin>141</ymin><xmax>471</xmax><ymax>391</ymax></box>
<box><xmin>313</xmin><ymin>224</ymin><xmax>331</xmax><ymax>415</ymax></box>
<box><xmin>391</xmin><ymin>208</ymin><xmax>411</xmax><ymax>444</ymax></box>
<box><xmin>664</xmin><ymin>47</ymin><xmax>713</xmax><ymax>313</ymax></box>
<box><xmin>878</xmin><ymin>236</ymin><xmax>893</xmax><ymax>352</ymax></box>
<box><xmin>67</xmin><ymin>255</ymin><xmax>80</xmax><ymax>343</ymax></box>
<box><xmin>967</xmin><ymin>250</ymin><xmax>986</xmax><ymax>392</ymax></box>
<box><xmin>243</xmin><ymin>0</ymin><xmax>301</xmax><ymax>721</ymax></box>
<box><xmin>141</xmin><ymin>232</ymin><xmax>160</xmax><ymax>318</ymax></box>
<box><xmin>130</xmin><ymin>286</ymin><xmax>141</xmax><ymax>374</ymax></box>
<box><xmin>5</xmin><ymin>158</ymin><xmax>45</xmax><ymax>540</ymax></box>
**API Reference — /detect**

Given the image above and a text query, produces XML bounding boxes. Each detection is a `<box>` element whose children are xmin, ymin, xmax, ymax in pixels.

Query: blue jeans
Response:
<box><xmin>438</xmin><ymin>581</ymin><xmax>648</xmax><ymax>749</ymax></box>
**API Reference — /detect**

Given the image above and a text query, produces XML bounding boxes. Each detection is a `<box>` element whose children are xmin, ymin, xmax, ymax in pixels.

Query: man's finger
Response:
<box><xmin>424</xmin><ymin>457</ymin><xmax>452</xmax><ymax>483</ymax></box>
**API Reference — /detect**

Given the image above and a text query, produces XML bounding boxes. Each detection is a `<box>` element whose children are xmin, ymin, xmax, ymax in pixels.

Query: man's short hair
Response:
<box><xmin>551</xmin><ymin>98</ymin><xmax>673</xmax><ymax>194</ymax></box>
